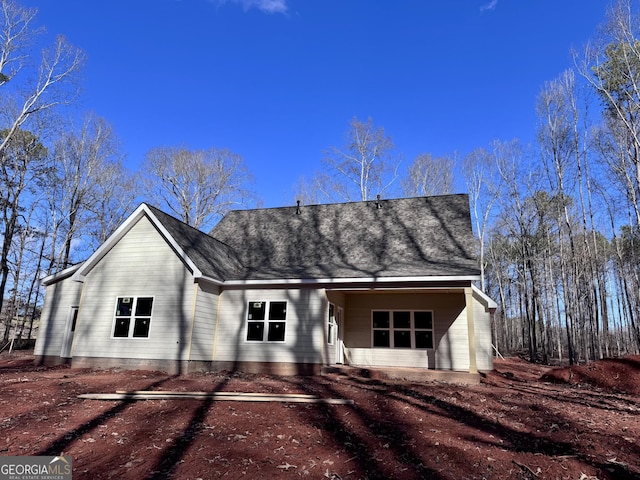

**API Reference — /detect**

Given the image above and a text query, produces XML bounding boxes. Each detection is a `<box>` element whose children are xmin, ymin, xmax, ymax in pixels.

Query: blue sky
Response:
<box><xmin>26</xmin><ymin>0</ymin><xmax>608</xmax><ymax>208</ymax></box>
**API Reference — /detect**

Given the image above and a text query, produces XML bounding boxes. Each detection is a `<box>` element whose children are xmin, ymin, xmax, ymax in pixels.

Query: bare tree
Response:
<box><xmin>89</xmin><ymin>158</ymin><xmax>137</xmax><ymax>248</ymax></box>
<box><xmin>536</xmin><ymin>70</ymin><xmax>586</xmax><ymax>362</ymax></box>
<box><xmin>292</xmin><ymin>175</ymin><xmax>323</xmax><ymax>206</ymax></box>
<box><xmin>402</xmin><ymin>153</ymin><xmax>455</xmax><ymax>197</ymax></box>
<box><xmin>0</xmin><ymin>128</ymin><xmax>46</xmax><ymax>339</ymax></box>
<box><xmin>0</xmin><ymin>0</ymin><xmax>39</xmax><ymax>87</ymax></box>
<box><xmin>319</xmin><ymin>117</ymin><xmax>399</xmax><ymax>202</ymax></box>
<box><xmin>141</xmin><ymin>146</ymin><xmax>252</xmax><ymax>230</ymax></box>
<box><xmin>537</xmin><ymin>68</ymin><xmax>612</xmax><ymax>361</ymax></box>
<box><xmin>489</xmin><ymin>140</ymin><xmax>562</xmax><ymax>362</ymax></box>
<box><xmin>0</xmin><ymin>0</ymin><xmax>84</xmax><ymax>157</ymax></box>
<box><xmin>0</xmin><ymin>0</ymin><xmax>83</xmax><ymax>335</ymax></box>
<box><xmin>462</xmin><ymin>145</ymin><xmax>502</xmax><ymax>291</ymax></box>
<box><xmin>576</xmin><ymin>0</ymin><xmax>640</xmax><ymax>355</ymax></box>
<box><xmin>577</xmin><ymin>0</ymin><xmax>640</xmax><ymax>227</ymax></box>
<box><xmin>45</xmin><ymin>115</ymin><xmax>131</xmax><ymax>269</ymax></box>
<box><xmin>3</xmin><ymin>203</ymin><xmax>41</xmax><ymax>342</ymax></box>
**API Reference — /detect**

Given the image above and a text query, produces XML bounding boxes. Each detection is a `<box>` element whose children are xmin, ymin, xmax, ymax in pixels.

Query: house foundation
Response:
<box><xmin>36</xmin><ymin>355</ymin><xmax>481</xmax><ymax>385</ymax></box>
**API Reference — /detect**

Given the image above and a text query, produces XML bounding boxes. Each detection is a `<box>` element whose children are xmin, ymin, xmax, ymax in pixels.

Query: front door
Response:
<box><xmin>60</xmin><ymin>306</ymin><xmax>78</xmax><ymax>358</ymax></box>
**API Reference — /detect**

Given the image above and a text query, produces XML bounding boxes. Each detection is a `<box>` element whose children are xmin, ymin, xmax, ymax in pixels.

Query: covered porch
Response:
<box><xmin>324</xmin><ymin>283</ymin><xmax>495</xmax><ymax>377</ymax></box>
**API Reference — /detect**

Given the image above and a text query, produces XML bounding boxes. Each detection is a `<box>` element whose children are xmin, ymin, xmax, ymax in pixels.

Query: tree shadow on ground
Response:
<box><xmin>36</xmin><ymin>375</ymin><xmax>178</xmax><ymax>457</ymax></box>
<box><xmin>507</xmin><ymin>381</ymin><xmax>640</xmax><ymax>414</ymax></box>
<box><xmin>281</xmin><ymin>376</ymin><xmax>444</xmax><ymax>479</ymax></box>
<box><xmin>35</xmin><ymin>374</ymin><xmax>233</xmax><ymax>479</ymax></box>
<box><xmin>143</xmin><ymin>397</ymin><xmax>215</xmax><ymax>480</ymax></box>
<box><xmin>286</xmin><ymin>373</ymin><xmax>579</xmax><ymax>476</ymax></box>
<box><xmin>329</xmin><ymin>372</ymin><xmax>640</xmax><ymax>479</ymax></box>
<box><xmin>388</xmin><ymin>382</ymin><xmax>575</xmax><ymax>457</ymax></box>
<box><xmin>142</xmin><ymin>376</ymin><xmax>232</xmax><ymax>480</ymax></box>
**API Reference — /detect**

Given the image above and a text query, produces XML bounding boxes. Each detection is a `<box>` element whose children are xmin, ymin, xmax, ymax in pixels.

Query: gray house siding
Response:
<box><xmin>213</xmin><ymin>288</ymin><xmax>327</xmax><ymax>368</ymax></box>
<box><xmin>34</xmin><ymin>276</ymin><xmax>83</xmax><ymax>361</ymax></box>
<box><xmin>71</xmin><ymin>216</ymin><xmax>196</xmax><ymax>362</ymax></box>
<box><xmin>341</xmin><ymin>291</ymin><xmax>492</xmax><ymax>372</ymax></box>
<box><xmin>472</xmin><ymin>290</ymin><xmax>493</xmax><ymax>371</ymax></box>
<box><xmin>188</xmin><ymin>281</ymin><xmax>220</xmax><ymax>361</ymax></box>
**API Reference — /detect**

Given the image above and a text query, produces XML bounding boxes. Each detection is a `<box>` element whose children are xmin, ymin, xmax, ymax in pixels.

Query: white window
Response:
<box><xmin>372</xmin><ymin>310</ymin><xmax>433</xmax><ymax>349</ymax></box>
<box><xmin>112</xmin><ymin>297</ymin><xmax>153</xmax><ymax>338</ymax></box>
<box><xmin>246</xmin><ymin>301</ymin><xmax>287</xmax><ymax>342</ymax></box>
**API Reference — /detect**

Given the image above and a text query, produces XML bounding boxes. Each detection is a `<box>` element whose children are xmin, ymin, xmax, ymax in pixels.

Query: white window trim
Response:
<box><xmin>371</xmin><ymin>310</ymin><xmax>434</xmax><ymax>349</ymax></box>
<box><xmin>327</xmin><ymin>303</ymin><xmax>336</xmax><ymax>345</ymax></box>
<box><xmin>245</xmin><ymin>300</ymin><xmax>288</xmax><ymax>343</ymax></box>
<box><xmin>111</xmin><ymin>296</ymin><xmax>154</xmax><ymax>339</ymax></box>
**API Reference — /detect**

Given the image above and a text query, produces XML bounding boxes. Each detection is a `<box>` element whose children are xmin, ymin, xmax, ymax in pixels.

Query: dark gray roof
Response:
<box><xmin>209</xmin><ymin>194</ymin><xmax>480</xmax><ymax>281</ymax></box>
<box><xmin>146</xmin><ymin>205</ymin><xmax>244</xmax><ymax>280</ymax></box>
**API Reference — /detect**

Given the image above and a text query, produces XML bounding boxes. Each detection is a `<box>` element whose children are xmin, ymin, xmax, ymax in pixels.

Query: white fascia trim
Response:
<box><xmin>72</xmin><ymin>203</ymin><xmax>202</xmax><ymax>282</ymax></box>
<box><xmin>471</xmin><ymin>284</ymin><xmax>498</xmax><ymax>311</ymax></box>
<box><xmin>41</xmin><ymin>263</ymin><xmax>83</xmax><ymax>286</ymax></box>
<box><xmin>197</xmin><ymin>275</ymin><xmax>224</xmax><ymax>286</ymax></box>
<box><xmin>222</xmin><ymin>275</ymin><xmax>480</xmax><ymax>287</ymax></box>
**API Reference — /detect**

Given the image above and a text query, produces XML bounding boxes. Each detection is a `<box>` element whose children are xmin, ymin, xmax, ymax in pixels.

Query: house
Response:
<box><xmin>34</xmin><ymin>194</ymin><xmax>497</xmax><ymax>382</ymax></box>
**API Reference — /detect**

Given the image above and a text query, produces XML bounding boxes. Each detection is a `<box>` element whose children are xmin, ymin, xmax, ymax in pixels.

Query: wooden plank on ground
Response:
<box><xmin>115</xmin><ymin>390</ymin><xmax>318</xmax><ymax>398</ymax></box>
<box><xmin>78</xmin><ymin>393</ymin><xmax>354</xmax><ymax>405</ymax></box>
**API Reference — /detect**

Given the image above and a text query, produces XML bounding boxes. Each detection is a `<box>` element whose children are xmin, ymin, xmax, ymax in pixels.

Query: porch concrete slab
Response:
<box><xmin>322</xmin><ymin>365</ymin><xmax>481</xmax><ymax>386</ymax></box>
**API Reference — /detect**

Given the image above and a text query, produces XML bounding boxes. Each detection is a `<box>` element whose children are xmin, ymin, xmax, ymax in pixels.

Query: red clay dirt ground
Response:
<box><xmin>1</xmin><ymin>352</ymin><xmax>639</xmax><ymax>480</ymax></box>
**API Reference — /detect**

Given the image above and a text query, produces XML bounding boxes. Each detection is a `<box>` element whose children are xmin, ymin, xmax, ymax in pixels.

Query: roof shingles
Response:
<box><xmin>146</xmin><ymin>205</ymin><xmax>244</xmax><ymax>281</ymax></box>
<box><xmin>208</xmin><ymin>194</ymin><xmax>480</xmax><ymax>281</ymax></box>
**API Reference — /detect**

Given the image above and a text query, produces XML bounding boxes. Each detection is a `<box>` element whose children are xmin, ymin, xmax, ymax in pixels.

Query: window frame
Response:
<box><xmin>371</xmin><ymin>309</ymin><xmax>434</xmax><ymax>349</ymax></box>
<box><xmin>245</xmin><ymin>300</ymin><xmax>288</xmax><ymax>343</ymax></box>
<box><xmin>111</xmin><ymin>296</ymin><xmax>154</xmax><ymax>339</ymax></box>
<box><xmin>327</xmin><ymin>303</ymin><xmax>336</xmax><ymax>345</ymax></box>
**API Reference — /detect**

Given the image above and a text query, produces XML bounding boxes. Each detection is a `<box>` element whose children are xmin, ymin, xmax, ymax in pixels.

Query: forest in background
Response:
<box><xmin>1</xmin><ymin>0</ymin><xmax>640</xmax><ymax>366</ymax></box>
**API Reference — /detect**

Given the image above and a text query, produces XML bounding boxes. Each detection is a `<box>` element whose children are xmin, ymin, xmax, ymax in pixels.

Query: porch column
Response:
<box><xmin>464</xmin><ymin>287</ymin><xmax>478</xmax><ymax>374</ymax></box>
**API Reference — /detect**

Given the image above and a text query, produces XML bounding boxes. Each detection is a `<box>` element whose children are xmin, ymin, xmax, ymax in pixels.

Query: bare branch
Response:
<box><xmin>0</xmin><ymin>15</ymin><xmax>85</xmax><ymax>157</ymax></box>
<box><xmin>320</xmin><ymin>117</ymin><xmax>398</xmax><ymax>202</ymax></box>
<box><xmin>141</xmin><ymin>146</ymin><xmax>253</xmax><ymax>230</ymax></box>
<box><xmin>0</xmin><ymin>0</ymin><xmax>39</xmax><ymax>87</ymax></box>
